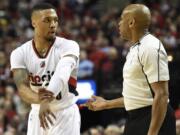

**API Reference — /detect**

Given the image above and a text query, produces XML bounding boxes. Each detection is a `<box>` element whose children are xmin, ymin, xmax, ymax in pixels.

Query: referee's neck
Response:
<box><xmin>131</xmin><ymin>29</ymin><xmax>148</xmax><ymax>45</ymax></box>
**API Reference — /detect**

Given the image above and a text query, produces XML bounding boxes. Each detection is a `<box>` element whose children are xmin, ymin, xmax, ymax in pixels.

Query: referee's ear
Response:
<box><xmin>129</xmin><ymin>18</ymin><xmax>135</xmax><ymax>28</ymax></box>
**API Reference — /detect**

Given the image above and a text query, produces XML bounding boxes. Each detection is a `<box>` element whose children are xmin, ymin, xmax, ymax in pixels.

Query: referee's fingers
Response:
<box><xmin>80</xmin><ymin>103</ymin><xmax>88</xmax><ymax>107</ymax></box>
<box><xmin>80</xmin><ymin>99</ymin><xmax>94</xmax><ymax>108</ymax></box>
<box><xmin>91</xmin><ymin>95</ymin><xmax>100</xmax><ymax>100</ymax></box>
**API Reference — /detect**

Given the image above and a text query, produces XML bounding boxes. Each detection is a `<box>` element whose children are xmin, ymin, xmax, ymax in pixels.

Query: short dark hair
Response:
<box><xmin>31</xmin><ymin>3</ymin><xmax>56</xmax><ymax>16</ymax></box>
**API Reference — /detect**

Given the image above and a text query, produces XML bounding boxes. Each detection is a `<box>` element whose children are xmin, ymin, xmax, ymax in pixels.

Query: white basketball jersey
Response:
<box><xmin>10</xmin><ymin>37</ymin><xmax>80</xmax><ymax>111</ymax></box>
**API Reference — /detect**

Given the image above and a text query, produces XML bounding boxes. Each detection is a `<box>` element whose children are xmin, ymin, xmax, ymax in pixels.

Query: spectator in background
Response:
<box><xmin>104</xmin><ymin>124</ymin><xmax>123</xmax><ymax>135</ymax></box>
<box><xmin>0</xmin><ymin>51</ymin><xmax>9</xmax><ymax>81</ymax></box>
<box><xmin>78</xmin><ymin>50</ymin><xmax>94</xmax><ymax>79</ymax></box>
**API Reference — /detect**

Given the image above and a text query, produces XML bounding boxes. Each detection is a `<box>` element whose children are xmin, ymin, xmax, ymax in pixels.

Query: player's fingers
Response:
<box><xmin>46</xmin><ymin>112</ymin><xmax>54</xmax><ymax>126</ymax></box>
<box><xmin>42</xmin><ymin>92</ymin><xmax>54</xmax><ymax>96</ymax></box>
<box><xmin>43</xmin><ymin>112</ymin><xmax>49</xmax><ymax>129</ymax></box>
<box><xmin>49</xmin><ymin>111</ymin><xmax>56</xmax><ymax>120</ymax></box>
<box><xmin>40</xmin><ymin>117</ymin><xmax>43</xmax><ymax>128</ymax></box>
<box><xmin>39</xmin><ymin>88</ymin><xmax>47</xmax><ymax>93</ymax></box>
<box><xmin>38</xmin><ymin>88</ymin><xmax>45</xmax><ymax>92</ymax></box>
<box><xmin>39</xmin><ymin>92</ymin><xmax>54</xmax><ymax>97</ymax></box>
<box><xmin>39</xmin><ymin>112</ymin><xmax>49</xmax><ymax>129</ymax></box>
<box><xmin>39</xmin><ymin>92</ymin><xmax>55</xmax><ymax>101</ymax></box>
<box><xmin>39</xmin><ymin>113</ymin><xmax>45</xmax><ymax>129</ymax></box>
<box><xmin>39</xmin><ymin>89</ymin><xmax>54</xmax><ymax>95</ymax></box>
<box><xmin>39</xmin><ymin>95</ymin><xmax>54</xmax><ymax>100</ymax></box>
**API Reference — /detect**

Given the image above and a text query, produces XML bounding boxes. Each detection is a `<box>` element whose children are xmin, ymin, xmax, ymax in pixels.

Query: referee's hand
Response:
<box><xmin>80</xmin><ymin>95</ymin><xmax>107</xmax><ymax>111</ymax></box>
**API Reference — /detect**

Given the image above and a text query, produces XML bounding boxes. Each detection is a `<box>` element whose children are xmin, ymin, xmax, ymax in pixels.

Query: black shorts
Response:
<box><xmin>123</xmin><ymin>104</ymin><xmax>176</xmax><ymax>135</ymax></box>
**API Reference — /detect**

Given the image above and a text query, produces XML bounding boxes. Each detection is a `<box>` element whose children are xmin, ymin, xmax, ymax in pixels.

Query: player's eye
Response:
<box><xmin>43</xmin><ymin>18</ymin><xmax>51</xmax><ymax>23</ymax></box>
<box><xmin>54</xmin><ymin>18</ymin><xmax>58</xmax><ymax>23</ymax></box>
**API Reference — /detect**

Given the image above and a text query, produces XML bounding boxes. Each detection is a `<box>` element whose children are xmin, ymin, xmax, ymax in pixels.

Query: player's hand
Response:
<box><xmin>38</xmin><ymin>88</ymin><xmax>54</xmax><ymax>101</ymax></box>
<box><xmin>80</xmin><ymin>95</ymin><xmax>107</xmax><ymax>111</ymax></box>
<box><xmin>39</xmin><ymin>100</ymin><xmax>56</xmax><ymax>129</ymax></box>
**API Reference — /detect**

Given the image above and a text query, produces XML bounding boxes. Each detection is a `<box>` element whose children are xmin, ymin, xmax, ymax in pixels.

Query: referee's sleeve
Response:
<box><xmin>141</xmin><ymin>44</ymin><xmax>169</xmax><ymax>83</ymax></box>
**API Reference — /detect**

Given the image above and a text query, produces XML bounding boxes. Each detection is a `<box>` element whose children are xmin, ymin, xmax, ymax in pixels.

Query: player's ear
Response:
<box><xmin>31</xmin><ymin>16</ymin><xmax>36</xmax><ymax>28</ymax></box>
<box><xmin>31</xmin><ymin>13</ymin><xmax>37</xmax><ymax>28</ymax></box>
<box><xmin>31</xmin><ymin>20</ymin><xmax>36</xmax><ymax>28</ymax></box>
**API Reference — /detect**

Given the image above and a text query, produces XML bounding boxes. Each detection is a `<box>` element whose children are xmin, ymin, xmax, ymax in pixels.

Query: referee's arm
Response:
<box><xmin>148</xmin><ymin>81</ymin><xmax>169</xmax><ymax>135</ymax></box>
<box><xmin>81</xmin><ymin>96</ymin><xmax>124</xmax><ymax>111</ymax></box>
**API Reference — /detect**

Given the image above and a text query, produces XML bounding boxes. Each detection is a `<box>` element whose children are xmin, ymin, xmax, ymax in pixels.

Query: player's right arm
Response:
<box><xmin>12</xmin><ymin>68</ymin><xmax>41</xmax><ymax>104</ymax></box>
<box><xmin>12</xmin><ymin>69</ymin><xmax>54</xmax><ymax>104</ymax></box>
<box><xmin>81</xmin><ymin>95</ymin><xmax>124</xmax><ymax>111</ymax></box>
<box><xmin>10</xmin><ymin>47</ymin><xmax>53</xmax><ymax>104</ymax></box>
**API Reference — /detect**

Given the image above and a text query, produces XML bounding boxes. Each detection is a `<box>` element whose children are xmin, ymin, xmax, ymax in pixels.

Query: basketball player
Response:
<box><xmin>10</xmin><ymin>3</ymin><xmax>80</xmax><ymax>135</ymax></box>
<box><xmin>82</xmin><ymin>4</ymin><xmax>176</xmax><ymax>135</ymax></box>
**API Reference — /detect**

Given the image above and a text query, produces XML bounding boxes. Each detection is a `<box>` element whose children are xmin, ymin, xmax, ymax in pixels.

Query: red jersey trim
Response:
<box><xmin>32</xmin><ymin>38</ymin><xmax>55</xmax><ymax>59</ymax></box>
<box><xmin>68</xmin><ymin>77</ymin><xmax>77</xmax><ymax>87</ymax></box>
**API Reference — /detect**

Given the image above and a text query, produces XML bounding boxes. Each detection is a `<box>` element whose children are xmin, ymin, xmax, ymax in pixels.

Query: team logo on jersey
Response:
<box><xmin>29</xmin><ymin>71</ymin><xmax>54</xmax><ymax>86</ymax></box>
<box><xmin>40</xmin><ymin>61</ymin><xmax>45</xmax><ymax>68</ymax></box>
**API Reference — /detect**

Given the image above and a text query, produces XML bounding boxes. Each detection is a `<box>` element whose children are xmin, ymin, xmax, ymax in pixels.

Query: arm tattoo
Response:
<box><xmin>13</xmin><ymin>69</ymin><xmax>29</xmax><ymax>88</ymax></box>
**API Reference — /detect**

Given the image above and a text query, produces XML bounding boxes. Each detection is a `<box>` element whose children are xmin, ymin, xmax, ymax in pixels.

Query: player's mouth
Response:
<box><xmin>48</xmin><ymin>31</ymin><xmax>56</xmax><ymax>35</ymax></box>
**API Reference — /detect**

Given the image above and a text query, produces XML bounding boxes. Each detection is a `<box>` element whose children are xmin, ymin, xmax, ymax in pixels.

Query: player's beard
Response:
<box><xmin>45</xmin><ymin>35</ymin><xmax>56</xmax><ymax>43</ymax></box>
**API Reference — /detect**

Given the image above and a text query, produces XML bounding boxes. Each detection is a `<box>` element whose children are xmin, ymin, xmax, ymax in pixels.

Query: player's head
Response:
<box><xmin>118</xmin><ymin>4</ymin><xmax>151</xmax><ymax>41</ymax></box>
<box><xmin>31</xmin><ymin>3</ymin><xmax>58</xmax><ymax>41</ymax></box>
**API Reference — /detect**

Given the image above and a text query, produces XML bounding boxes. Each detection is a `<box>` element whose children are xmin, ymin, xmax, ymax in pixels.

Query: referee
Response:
<box><xmin>82</xmin><ymin>4</ymin><xmax>176</xmax><ymax>135</ymax></box>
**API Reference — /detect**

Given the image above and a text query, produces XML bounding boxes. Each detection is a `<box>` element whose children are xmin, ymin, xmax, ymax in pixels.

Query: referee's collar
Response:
<box><xmin>131</xmin><ymin>32</ymin><xmax>150</xmax><ymax>49</ymax></box>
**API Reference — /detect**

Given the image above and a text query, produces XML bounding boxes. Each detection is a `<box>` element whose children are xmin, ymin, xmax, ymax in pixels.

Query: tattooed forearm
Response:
<box><xmin>12</xmin><ymin>69</ymin><xmax>40</xmax><ymax>104</ymax></box>
<box><xmin>13</xmin><ymin>69</ymin><xmax>29</xmax><ymax>88</ymax></box>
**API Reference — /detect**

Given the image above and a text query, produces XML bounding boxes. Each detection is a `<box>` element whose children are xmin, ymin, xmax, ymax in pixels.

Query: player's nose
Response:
<box><xmin>50</xmin><ymin>21</ymin><xmax>56</xmax><ymax>28</ymax></box>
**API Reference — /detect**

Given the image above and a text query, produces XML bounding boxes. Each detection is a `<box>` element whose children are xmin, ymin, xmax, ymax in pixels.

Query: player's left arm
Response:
<box><xmin>39</xmin><ymin>54</ymin><xmax>78</xmax><ymax>129</ymax></box>
<box><xmin>46</xmin><ymin>42</ymin><xmax>79</xmax><ymax>97</ymax></box>
<box><xmin>39</xmin><ymin>42</ymin><xmax>79</xmax><ymax>129</ymax></box>
<box><xmin>148</xmin><ymin>81</ymin><xmax>169</xmax><ymax>135</ymax></box>
<box><xmin>46</xmin><ymin>54</ymin><xmax>78</xmax><ymax>97</ymax></box>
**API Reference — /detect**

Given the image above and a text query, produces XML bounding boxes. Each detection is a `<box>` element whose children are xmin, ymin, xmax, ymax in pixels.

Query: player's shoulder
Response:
<box><xmin>55</xmin><ymin>36</ymin><xmax>79</xmax><ymax>49</ymax></box>
<box><xmin>11</xmin><ymin>40</ymin><xmax>32</xmax><ymax>55</ymax></box>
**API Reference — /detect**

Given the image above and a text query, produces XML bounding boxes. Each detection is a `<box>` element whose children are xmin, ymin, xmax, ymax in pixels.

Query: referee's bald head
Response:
<box><xmin>123</xmin><ymin>4</ymin><xmax>151</xmax><ymax>30</ymax></box>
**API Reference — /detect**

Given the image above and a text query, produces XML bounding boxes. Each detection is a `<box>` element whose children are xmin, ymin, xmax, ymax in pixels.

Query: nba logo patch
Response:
<box><xmin>40</xmin><ymin>61</ymin><xmax>45</xmax><ymax>68</ymax></box>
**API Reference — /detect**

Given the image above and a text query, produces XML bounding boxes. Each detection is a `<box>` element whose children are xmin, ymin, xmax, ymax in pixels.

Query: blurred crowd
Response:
<box><xmin>0</xmin><ymin>0</ymin><xmax>180</xmax><ymax>134</ymax></box>
<box><xmin>81</xmin><ymin>124</ymin><xmax>125</xmax><ymax>135</ymax></box>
